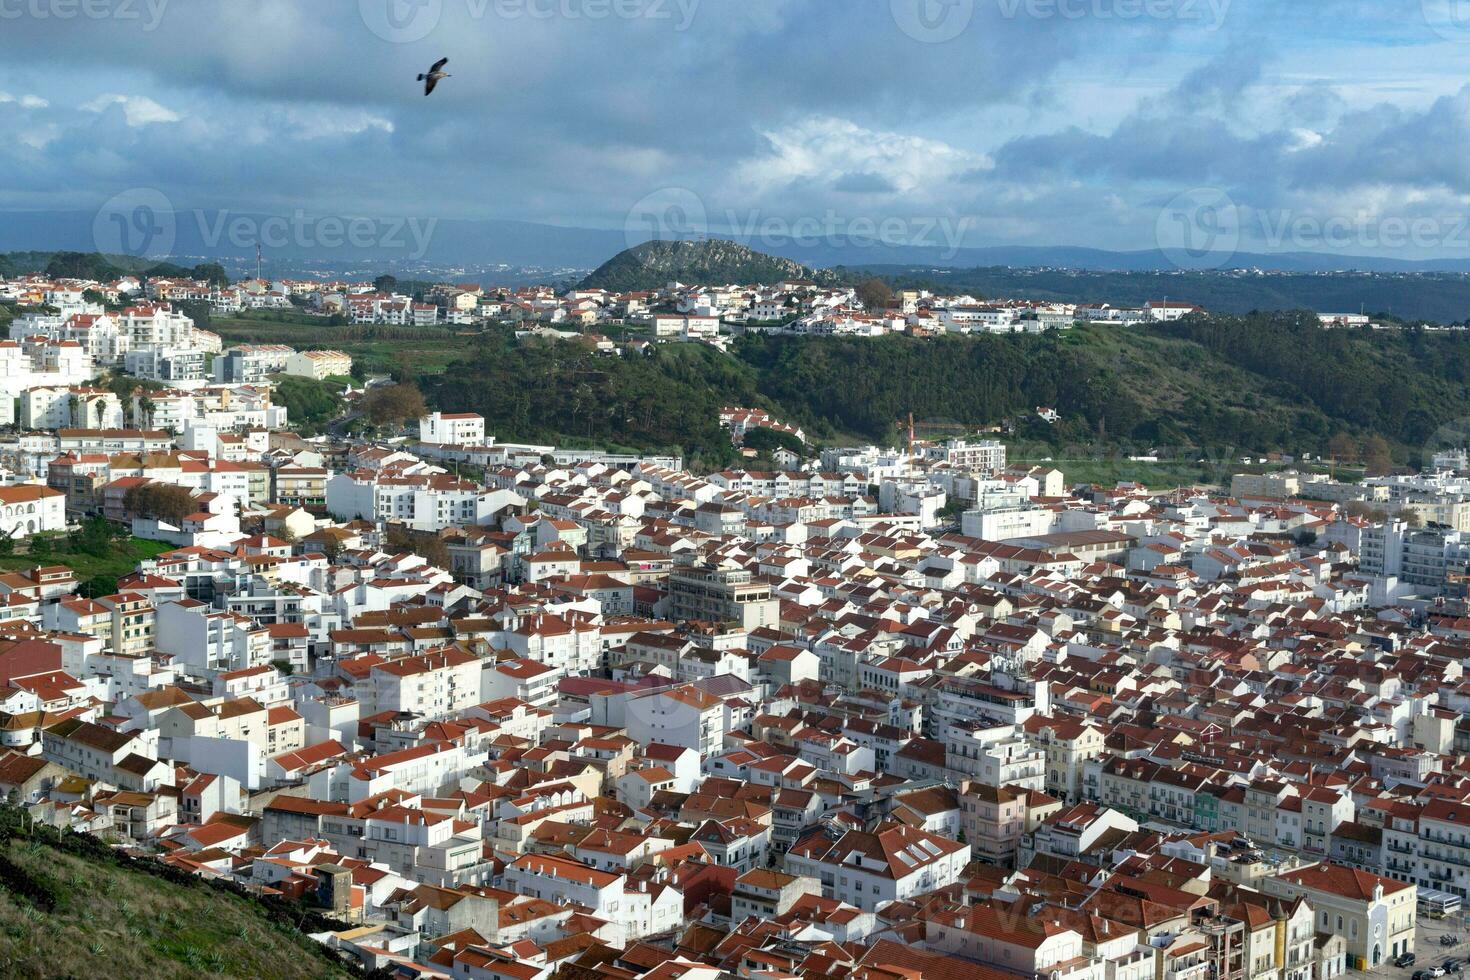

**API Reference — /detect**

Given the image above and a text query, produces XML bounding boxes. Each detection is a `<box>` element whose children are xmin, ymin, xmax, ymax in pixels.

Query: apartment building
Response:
<box><xmin>667</xmin><ymin>561</ymin><xmax>778</xmax><ymax>630</ymax></box>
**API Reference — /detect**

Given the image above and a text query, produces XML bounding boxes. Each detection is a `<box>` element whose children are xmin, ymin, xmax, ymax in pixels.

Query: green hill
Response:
<box><xmin>425</xmin><ymin>313</ymin><xmax>1470</xmax><ymax>471</ymax></box>
<box><xmin>579</xmin><ymin>239</ymin><xmax>821</xmax><ymax>291</ymax></box>
<box><xmin>0</xmin><ymin>813</ymin><xmax>355</xmax><ymax>979</ymax></box>
<box><xmin>0</xmin><ymin>250</ymin><xmax>229</xmax><ymax>285</ymax></box>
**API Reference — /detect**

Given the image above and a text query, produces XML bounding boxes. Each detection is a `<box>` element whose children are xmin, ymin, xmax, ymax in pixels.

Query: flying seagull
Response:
<box><xmin>418</xmin><ymin>57</ymin><xmax>450</xmax><ymax>96</ymax></box>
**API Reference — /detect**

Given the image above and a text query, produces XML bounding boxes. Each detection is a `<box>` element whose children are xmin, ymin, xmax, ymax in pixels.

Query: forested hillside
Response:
<box><xmin>423</xmin><ymin>313</ymin><xmax>1470</xmax><ymax>469</ymax></box>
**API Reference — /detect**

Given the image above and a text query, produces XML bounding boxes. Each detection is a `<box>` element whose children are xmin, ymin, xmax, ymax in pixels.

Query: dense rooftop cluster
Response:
<box><xmin>0</xmin><ymin>269</ymin><xmax>1462</xmax><ymax>979</ymax></box>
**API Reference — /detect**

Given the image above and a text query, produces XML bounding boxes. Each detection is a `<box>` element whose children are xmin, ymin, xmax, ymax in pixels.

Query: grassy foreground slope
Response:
<box><xmin>0</xmin><ymin>827</ymin><xmax>354</xmax><ymax>979</ymax></box>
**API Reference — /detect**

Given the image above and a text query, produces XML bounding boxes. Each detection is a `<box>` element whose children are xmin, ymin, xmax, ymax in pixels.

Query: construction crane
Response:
<box><xmin>1448</xmin><ymin>571</ymin><xmax>1470</xmax><ymax>599</ymax></box>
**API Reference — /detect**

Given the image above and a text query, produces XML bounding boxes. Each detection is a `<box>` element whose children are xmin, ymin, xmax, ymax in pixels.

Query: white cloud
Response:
<box><xmin>0</xmin><ymin>92</ymin><xmax>50</xmax><ymax>109</ymax></box>
<box><xmin>1286</xmin><ymin>128</ymin><xmax>1324</xmax><ymax>151</ymax></box>
<box><xmin>279</xmin><ymin>106</ymin><xmax>393</xmax><ymax>138</ymax></box>
<box><xmin>81</xmin><ymin>94</ymin><xmax>181</xmax><ymax>126</ymax></box>
<box><xmin>736</xmin><ymin>116</ymin><xmax>991</xmax><ymax>199</ymax></box>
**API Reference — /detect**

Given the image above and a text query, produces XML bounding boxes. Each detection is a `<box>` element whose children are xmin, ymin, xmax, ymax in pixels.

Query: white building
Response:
<box><xmin>420</xmin><ymin>412</ymin><xmax>486</xmax><ymax>446</ymax></box>
<box><xmin>0</xmin><ymin>485</ymin><xmax>67</xmax><ymax>539</ymax></box>
<box><xmin>325</xmin><ymin>469</ymin><xmax>524</xmax><ymax>532</ymax></box>
<box><xmin>785</xmin><ymin>823</ymin><xmax>971</xmax><ymax>911</ymax></box>
<box><xmin>283</xmin><ymin>350</ymin><xmax>353</xmax><ymax>381</ymax></box>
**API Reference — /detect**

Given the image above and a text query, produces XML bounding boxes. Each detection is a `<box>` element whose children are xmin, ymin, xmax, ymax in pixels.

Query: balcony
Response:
<box><xmin>1426</xmin><ymin>851</ymin><xmax>1470</xmax><ymax>870</ymax></box>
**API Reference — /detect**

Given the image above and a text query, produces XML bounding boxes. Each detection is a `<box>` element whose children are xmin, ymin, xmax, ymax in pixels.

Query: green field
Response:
<box><xmin>213</xmin><ymin>316</ymin><xmax>483</xmax><ymax>376</ymax></box>
<box><xmin>0</xmin><ymin>536</ymin><xmax>173</xmax><ymax>593</ymax></box>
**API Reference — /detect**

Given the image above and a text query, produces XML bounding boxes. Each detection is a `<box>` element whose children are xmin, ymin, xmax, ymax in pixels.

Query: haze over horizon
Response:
<box><xmin>8</xmin><ymin>1</ymin><xmax>1470</xmax><ymax>266</ymax></box>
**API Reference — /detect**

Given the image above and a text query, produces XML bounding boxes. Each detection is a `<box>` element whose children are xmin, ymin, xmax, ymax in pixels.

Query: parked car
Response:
<box><xmin>1429</xmin><ymin>967</ymin><xmax>1447</xmax><ymax>978</ymax></box>
<box><xmin>1397</xmin><ymin>954</ymin><xmax>1417</xmax><ymax>968</ymax></box>
<box><xmin>1415</xmin><ymin>970</ymin><xmax>1430</xmax><ymax>980</ymax></box>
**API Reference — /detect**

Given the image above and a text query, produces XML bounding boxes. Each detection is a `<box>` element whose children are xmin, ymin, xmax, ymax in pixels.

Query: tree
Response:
<box><xmin>741</xmin><ymin>426</ymin><xmax>805</xmax><ymax>457</ymax></box>
<box><xmin>938</xmin><ymin>498</ymin><xmax>968</xmax><ymax>522</ymax></box>
<box><xmin>123</xmin><ymin>482</ymin><xmax>196</xmax><ymax>526</ymax></box>
<box><xmin>80</xmin><ymin>574</ymin><xmax>118</xmax><ymax>599</ymax></box>
<box><xmin>45</xmin><ymin>251</ymin><xmax>121</xmax><ymax>281</ymax></box>
<box><xmin>273</xmin><ymin>376</ymin><xmax>345</xmax><ymax>428</ymax></box>
<box><xmin>385</xmin><ymin>524</ymin><xmax>450</xmax><ymax>568</ymax></box>
<box><xmin>362</xmin><ymin>383</ymin><xmax>427</xmax><ymax>427</ymax></box>
<box><xmin>175</xmin><ymin>299</ymin><xmax>213</xmax><ymax>329</ymax></box>
<box><xmin>1326</xmin><ymin>432</ymin><xmax>1358</xmax><ymax>464</ymax></box>
<box><xmin>374</xmin><ymin>274</ymin><xmax>399</xmax><ymax>295</ymax></box>
<box><xmin>192</xmin><ymin>262</ymin><xmax>229</xmax><ymax>287</ymax></box>
<box><xmin>71</xmin><ymin>516</ymin><xmax>119</xmax><ymax>559</ymax></box>
<box><xmin>1345</xmin><ymin>500</ymin><xmax>1388</xmax><ymax>523</ymax></box>
<box><xmin>855</xmin><ymin>278</ymin><xmax>894</xmax><ymax>312</ymax></box>
<box><xmin>1362</xmin><ymin>435</ymin><xmax>1393</xmax><ymax>476</ymax></box>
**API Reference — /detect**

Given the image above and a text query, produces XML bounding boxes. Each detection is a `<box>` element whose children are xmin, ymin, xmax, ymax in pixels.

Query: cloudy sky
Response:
<box><xmin>4</xmin><ymin>0</ymin><xmax>1470</xmax><ymax>259</ymax></box>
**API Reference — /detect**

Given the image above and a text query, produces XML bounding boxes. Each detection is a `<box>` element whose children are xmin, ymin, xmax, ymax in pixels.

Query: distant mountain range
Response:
<box><xmin>9</xmin><ymin>208</ymin><xmax>1470</xmax><ymax>274</ymax></box>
